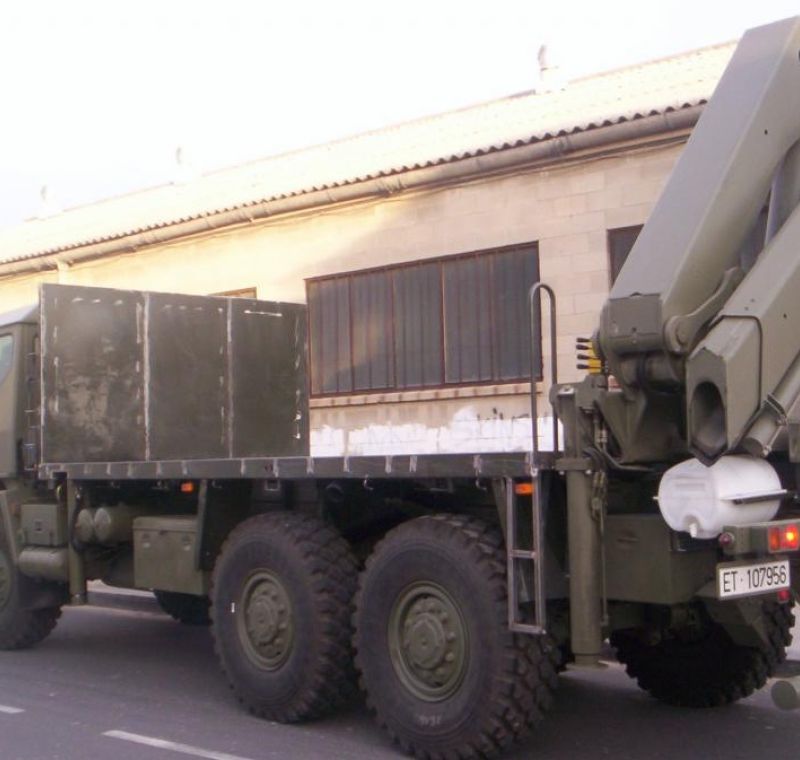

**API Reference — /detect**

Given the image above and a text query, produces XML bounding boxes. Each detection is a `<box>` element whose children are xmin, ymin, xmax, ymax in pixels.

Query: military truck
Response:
<box><xmin>2</xmin><ymin>15</ymin><xmax>800</xmax><ymax>760</ymax></box>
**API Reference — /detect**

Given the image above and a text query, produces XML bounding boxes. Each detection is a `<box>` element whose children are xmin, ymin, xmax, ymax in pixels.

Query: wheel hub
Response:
<box><xmin>390</xmin><ymin>582</ymin><xmax>468</xmax><ymax>702</ymax></box>
<box><xmin>237</xmin><ymin>570</ymin><xmax>293</xmax><ymax>670</ymax></box>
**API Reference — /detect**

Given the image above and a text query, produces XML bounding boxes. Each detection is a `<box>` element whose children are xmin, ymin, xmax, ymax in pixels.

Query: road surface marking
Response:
<box><xmin>103</xmin><ymin>731</ymin><xmax>255</xmax><ymax>760</ymax></box>
<box><xmin>0</xmin><ymin>705</ymin><xmax>24</xmax><ymax>714</ymax></box>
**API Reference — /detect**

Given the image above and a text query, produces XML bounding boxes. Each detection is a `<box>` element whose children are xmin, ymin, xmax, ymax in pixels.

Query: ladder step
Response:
<box><xmin>510</xmin><ymin>622</ymin><xmax>545</xmax><ymax>635</ymax></box>
<box><xmin>506</xmin><ymin>474</ymin><xmax>546</xmax><ymax>634</ymax></box>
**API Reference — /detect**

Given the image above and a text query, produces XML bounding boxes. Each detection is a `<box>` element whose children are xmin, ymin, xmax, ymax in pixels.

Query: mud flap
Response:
<box><xmin>703</xmin><ymin>596</ymin><xmax>771</xmax><ymax>648</ymax></box>
<box><xmin>0</xmin><ymin>488</ymin><xmax>23</xmax><ymax>562</ymax></box>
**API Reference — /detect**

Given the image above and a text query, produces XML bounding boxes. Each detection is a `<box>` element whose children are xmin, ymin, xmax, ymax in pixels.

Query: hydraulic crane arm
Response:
<box><xmin>596</xmin><ymin>16</ymin><xmax>800</xmax><ymax>462</ymax></box>
<box><xmin>550</xmin><ymin>15</ymin><xmax>800</xmax><ymax>681</ymax></box>
<box><xmin>688</xmin><ymin>147</ymin><xmax>800</xmax><ymax>461</ymax></box>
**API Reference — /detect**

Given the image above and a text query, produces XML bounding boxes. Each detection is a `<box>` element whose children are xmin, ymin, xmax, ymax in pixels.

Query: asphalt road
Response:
<box><xmin>0</xmin><ymin>604</ymin><xmax>798</xmax><ymax>760</ymax></box>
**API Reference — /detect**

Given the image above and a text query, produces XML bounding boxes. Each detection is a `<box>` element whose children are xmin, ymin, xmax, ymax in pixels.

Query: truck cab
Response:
<box><xmin>0</xmin><ymin>305</ymin><xmax>38</xmax><ymax>482</ymax></box>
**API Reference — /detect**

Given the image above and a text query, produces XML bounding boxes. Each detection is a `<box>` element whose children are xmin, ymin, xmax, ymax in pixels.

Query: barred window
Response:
<box><xmin>307</xmin><ymin>243</ymin><xmax>541</xmax><ymax>395</ymax></box>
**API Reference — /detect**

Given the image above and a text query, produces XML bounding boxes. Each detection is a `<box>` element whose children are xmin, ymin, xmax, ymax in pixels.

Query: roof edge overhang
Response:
<box><xmin>0</xmin><ymin>105</ymin><xmax>702</xmax><ymax>280</ymax></box>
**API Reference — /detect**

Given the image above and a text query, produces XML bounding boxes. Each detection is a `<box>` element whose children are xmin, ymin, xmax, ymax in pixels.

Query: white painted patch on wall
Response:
<box><xmin>310</xmin><ymin>406</ymin><xmax>559</xmax><ymax>456</ymax></box>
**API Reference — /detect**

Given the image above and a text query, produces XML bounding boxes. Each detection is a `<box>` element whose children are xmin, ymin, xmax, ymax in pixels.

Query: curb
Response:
<box><xmin>86</xmin><ymin>585</ymin><xmax>162</xmax><ymax>615</ymax></box>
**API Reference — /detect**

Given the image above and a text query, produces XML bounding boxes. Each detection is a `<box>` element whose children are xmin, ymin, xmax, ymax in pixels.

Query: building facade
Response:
<box><xmin>0</xmin><ymin>42</ymin><xmax>735</xmax><ymax>456</ymax></box>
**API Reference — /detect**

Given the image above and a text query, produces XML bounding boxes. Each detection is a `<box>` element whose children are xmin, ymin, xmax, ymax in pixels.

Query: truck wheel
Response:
<box><xmin>154</xmin><ymin>590</ymin><xmax>211</xmax><ymax>626</ymax></box>
<box><xmin>0</xmin><ymin>543</ymin><xmax>62</xmax><ymax>650</ymax></box>
<box><xmin>611</xmin><ymin>601</ymin><xmax>794</xmax><ymax>707</ymax></box>
<box><xmin>211</xmin><ymin>512</ymin><xmax>358</xmax><ymax>722</ymax></box>
<box><xmin>354</xmin><ymin>514</ymin><xmax>558</xmax><ymax>759</ymax></box>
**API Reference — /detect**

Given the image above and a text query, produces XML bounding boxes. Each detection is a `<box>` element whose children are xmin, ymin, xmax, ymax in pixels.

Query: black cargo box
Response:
<box><xmin>39</xmin><ymin>284</ymin><xmax>308</xmax><ymax>464</ymax></box>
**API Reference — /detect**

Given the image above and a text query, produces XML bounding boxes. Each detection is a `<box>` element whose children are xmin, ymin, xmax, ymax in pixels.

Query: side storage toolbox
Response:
<box><xmin>21</xmin><ymin>502</ymin><xmax>67</xmax><ymax>547</ymax></box>
<box><xmin>133</xmin><ymin>515</ymin><xmax>208</xmax><ymax>595</ymax></box>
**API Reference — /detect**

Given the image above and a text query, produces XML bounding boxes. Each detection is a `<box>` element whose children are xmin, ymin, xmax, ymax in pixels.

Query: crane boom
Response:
<box><xmin>596</xmin><ymin>16</ymin><xmax>800</xmax><ymax>463</ymax></box>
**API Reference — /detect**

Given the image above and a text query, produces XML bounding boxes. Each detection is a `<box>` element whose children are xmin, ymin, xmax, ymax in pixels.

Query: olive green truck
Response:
<box><xmin>3</xmin><ymin>16</ymin><xmax>800</xmax><ymax>759</ymax></box>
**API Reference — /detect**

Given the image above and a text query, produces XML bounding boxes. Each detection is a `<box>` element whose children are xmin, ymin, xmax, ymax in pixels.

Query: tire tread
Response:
<box><xmin>612</xmin><ymin>601</ymin><xmax>794</xmax><ymax>708</ymax></box>
<box><xmin>354</xmin><ymin>513</ymin><xmax>558</xmax><ymax>759</ymax></box>
<box><xmin>0</xmin><ymin>606</ymin><xmax>61</xmax><ymax>650</ymax></box>
<box><xmin>211</xmin><ymin>511</ymin><xmax>358</xmax><ymax>722</ymax></box>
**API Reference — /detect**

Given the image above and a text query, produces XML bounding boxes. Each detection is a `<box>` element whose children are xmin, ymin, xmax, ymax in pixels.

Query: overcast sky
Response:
<box><xmin>1</xmin><ymin>0</ymin><xmax>798</xmax><ymax>228</ymax></box>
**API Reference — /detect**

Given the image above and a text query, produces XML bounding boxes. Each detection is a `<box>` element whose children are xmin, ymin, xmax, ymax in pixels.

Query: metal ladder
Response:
<box><xmin>506</xmin><ymin>282</ymin><xmax>559</xmax><ymax>634</ymax></box>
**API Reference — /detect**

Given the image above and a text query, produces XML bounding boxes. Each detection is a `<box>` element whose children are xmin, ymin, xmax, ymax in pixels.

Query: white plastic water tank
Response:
<box><xmin>657</xmin><ymin>455</ymin><xmax>782</xmax><ymax>539</ymax></box>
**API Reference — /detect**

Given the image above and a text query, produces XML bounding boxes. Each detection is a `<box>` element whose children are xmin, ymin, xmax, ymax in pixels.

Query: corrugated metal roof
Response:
<box><xmin>0</xmin><ymin>41</ymin><xmax>735</xmax><ymax>265</ymax></box>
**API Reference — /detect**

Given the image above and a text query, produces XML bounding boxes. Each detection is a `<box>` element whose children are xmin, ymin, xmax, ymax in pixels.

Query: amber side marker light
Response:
<box><xmin>768</xmin><ymin>524</ymin><xmax>800</xmax><ymax>553</ymax></box>
<box><xmin>514</xmin><ymin>482</ymin><xmax>534</xmax><ymax>496</ymax></box>
<box><xmin>180</xmin><ymin>482</ymin><xmax>196</xmax><ymax>494</ymax></box>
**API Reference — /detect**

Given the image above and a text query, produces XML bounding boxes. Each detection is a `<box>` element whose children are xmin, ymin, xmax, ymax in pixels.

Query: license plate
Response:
<box><xmin>717</xmin><ymin>559</ymin><xmax>790</xmax><ymax>599</ymax></box>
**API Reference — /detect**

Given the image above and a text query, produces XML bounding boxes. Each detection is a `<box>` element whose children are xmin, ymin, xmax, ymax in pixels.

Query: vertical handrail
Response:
<box><xmin>531</xmin><ymin>474</ymin><xmax>546</xmax><ymax>631</ymax></box>
<box><xmin>529</xmin><ymin>283</ymin><xmax>559</xmax><ymax>457</ymax></box>
<box><xmin>505</xmin><ymin>477</ymin><xmax>518</xmax><ymax>630</ymax></box>
<box><xmin>524</xmin><ymin>282</ymin><xmax>559</xmax><ymax>634</ymax></box>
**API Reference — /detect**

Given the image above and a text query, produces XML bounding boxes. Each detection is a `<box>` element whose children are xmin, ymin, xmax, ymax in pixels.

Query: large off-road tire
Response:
<box><xmin>354</xmin><ymin>514</ymin><xmax>558</xmax><ymax>759</ymax></box>
<box><xmin>211</xmin><ymin>511</ymin><xmax>358</xmax><ymax>723</ymax></box>
<box><xmin>0</xmin><ymin>542</ymin><xmax>62</xmax><ymax>650</ymax></box>
<box><xmin>154</xmin><ymin>590</ymin><xmax>211</xmax><ymax>626</ymax></box>
<box><xmin>611</xmin><ymin>601</ymin><xmax>794</xmax><ymax>707</ymax></box>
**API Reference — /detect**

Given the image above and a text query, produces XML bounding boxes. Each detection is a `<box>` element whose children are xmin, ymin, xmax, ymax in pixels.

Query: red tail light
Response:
<box><xmin>768</xmin><ymin>524</ymin><xmax>800</xmax><ymax>553</ymax></box>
